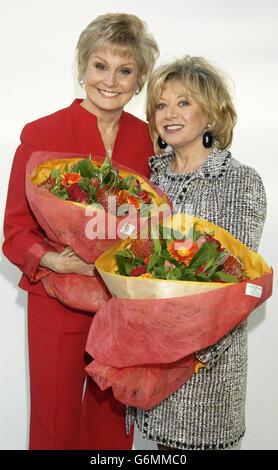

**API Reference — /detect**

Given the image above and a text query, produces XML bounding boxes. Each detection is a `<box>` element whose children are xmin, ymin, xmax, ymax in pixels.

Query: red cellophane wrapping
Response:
<box><xmin>85</xmin><ymin>214</ymin><xmax>273</xmax><ymax>409</ymax></box>
<box><xmin>25</xmin><ymin>151</ymin><xmax>170</xmax><ymax>312</ymax></box>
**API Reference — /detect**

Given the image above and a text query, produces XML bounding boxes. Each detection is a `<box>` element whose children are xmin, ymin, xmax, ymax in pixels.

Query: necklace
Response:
<box><xmin>105</xmin><ymin>145</ymin><xmax>113</xmax><ymax>160</ymax></box>
<box><xmin>100</xmin><ymin>120</ymin><xmax>119</xmax><ymax>162</ymax></box>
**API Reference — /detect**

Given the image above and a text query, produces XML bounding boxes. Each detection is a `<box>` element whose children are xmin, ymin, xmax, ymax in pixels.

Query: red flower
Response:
<box><xmin>39</xmin><ymin>176</ymin><xmax>57</xmax><ymax>191</ymax></box>
<box><xmin>127</xmin><ymin>195</ymin><xmax>140</xmax><ymax>209</ymax></box>
<box><xmin>195</xmin><ymin>262</ymin><xmax>207</xmax><ymax>274</ymax></box>
<box><xmin>117</xmin><ymin>191</ymin><xmax>141</xmax><ymax>209</ymax></box>
<box><xmin>67</xmin><ymin>183</ymin><xmax>89</xmax><ymax>204</ymax></box>
<box><xmin>130</xmin><ymin>266</ymin><xmax>147</xmax><ymax>277</ymax></box>
<box><xmin>222</xmin><ymin>256</ymin><xmax>245</xmax><ymax>280</ymax></box>
<box><xmin>95</xmin><ymin>185</ymin><xmax>120</xmax><ymax>213</ymax></box>
<box><xmin>144</xmin><ymin>255</ymin><xmax>151</xmax><ymax>265</ymax></box>
<box><xmin>127</xmin><ymin>178</ymin><xmax>141</xmax><ymax>190</ymax></box>
<box><xmin>204</xmin><ymin>233</ymin><xmax>224</xmax><ymax>252</ymax></box>
<box><xmin>138</xmin><ymin>190</ymin><xmax>152</xmax><ymax>204</ymax></box>
<box><xmin>130</xmin><ymin>239</ymin><xmax>154</xmax><ymax>258</ymax></box>
<box><xmin>61</xmin><ymin>172</ymin><xmax>82</xmax><ymax>185</ymax></box>
<box><xmin>89</xmin><ymin>178</ymin><xmax>100</xmax><ymax>188</ymax></box>
<box><xmin>116</xmin><ymin>190</ymin><xmax>129</xmax><ymax>208</ymax></box>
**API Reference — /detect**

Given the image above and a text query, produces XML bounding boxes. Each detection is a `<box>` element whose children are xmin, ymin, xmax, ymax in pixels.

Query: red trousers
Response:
<box><xmin>27</xmin><ymin>293</ymin><xmax>133</xmax><ymax>450</ymax></box>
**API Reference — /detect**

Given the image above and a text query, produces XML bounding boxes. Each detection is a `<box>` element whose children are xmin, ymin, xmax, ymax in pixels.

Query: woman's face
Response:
<box><xmin>82</xmin><ymin>45</ymin><xmax>138</xmax><ymax>116</ymax></box>
<box><xmin>155</xmin><ymin>80</ymin><xmax>208</xmax><ymax>152</ymax></box>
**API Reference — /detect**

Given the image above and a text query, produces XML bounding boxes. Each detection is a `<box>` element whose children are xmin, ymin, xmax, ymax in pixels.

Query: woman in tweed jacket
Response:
<box><xmin>126</xmin><ymin>56</ymin><xmax>266</xmax><ymax>450</ymax></box>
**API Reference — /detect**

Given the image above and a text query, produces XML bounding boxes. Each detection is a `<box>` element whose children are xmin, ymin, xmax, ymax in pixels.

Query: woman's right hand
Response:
<box><xmin>40</xmin><ymin>246</ymin><xmax>95</xmax><ymax>276</ymax></box>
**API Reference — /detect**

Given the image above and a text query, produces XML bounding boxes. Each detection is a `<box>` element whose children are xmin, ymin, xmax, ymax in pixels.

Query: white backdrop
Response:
<box><xmin>0</xmin><ymin>0</ymin><xmax>277</xmax><ymax>451</ymax></box>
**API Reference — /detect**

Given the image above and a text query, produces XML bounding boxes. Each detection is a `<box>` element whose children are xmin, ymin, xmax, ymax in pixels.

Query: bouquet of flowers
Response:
<box><xmin>114</xmin><ymin>223</ymin><xmax>248</xmax><ymax>284</ymax></box>
<box><xmin>25</xmin><ymin>151</ymin><xmax>170</xmax><ymax>311</ymax></box>
<box><xmin>38</xmin><ymin>154</ymin><xmax>155</xmax><ymax>212</ymax></box>
<box><xmin>85</xmin><ymin>214</ymin><xmax>273</xmax><ymax>409</ymax></box>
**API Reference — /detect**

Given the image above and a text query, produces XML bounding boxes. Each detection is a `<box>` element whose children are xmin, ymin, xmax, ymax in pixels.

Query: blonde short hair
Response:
<box><xmin>76</xmin><ymin>13</ymin><xmax>159</xmax><ymax>92</ymax></box>
<box><xmin>146</xmin><ymin>55</ymin><xmax>237</xmax><ymax>153</ymax></box>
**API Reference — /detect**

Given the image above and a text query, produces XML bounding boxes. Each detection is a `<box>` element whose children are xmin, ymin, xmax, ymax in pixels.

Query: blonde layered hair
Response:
<box><xmin>76</xmin><ymin>13</ymin><xmax>159</xmax><ymax>92</ymax></box>
<box><xmin>146</xmin><ymin>56</ymin><xmax>237</xmax><ymax>153</ymax></box>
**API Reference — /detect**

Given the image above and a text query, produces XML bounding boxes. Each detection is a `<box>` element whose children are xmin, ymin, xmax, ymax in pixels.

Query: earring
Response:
<box><xmin>134</xmin><ymin>88</ymin><xmax>140</xmax><ymax>95</ymax></box>
<box><xmin>203</xmin><ymin>131</ymin><xmax>213</xmax><ymax>148</ymax></box>
<box><xmin>158</xmin><ymin>136</ymin><xmax>167</xmax><ymax>149</ymax></box>
<box><xmin>80</xmin><ymin>79</ymin><xmax>85</xmax><ymax>85</ymax></box>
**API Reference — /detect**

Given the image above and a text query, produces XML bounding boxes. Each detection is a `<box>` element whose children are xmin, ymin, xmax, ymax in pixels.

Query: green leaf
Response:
<box><xmin>102</xmin><ymin>169</ymin><xmax>118</xmax><ymax>186</ymax></box>
<box><xmin>160</xmin><ymin>249</ymin><xmax>180</xmax><ymax>266</ymax></box>
<box><xmin>160</xmin><ymin>225</ymin><xmax>185</xmax><ymax>241</ymax></box>
<box><xmin>151</xmin><ymin>265</ymin><xmax>166</xmax><ymax>279</ymax></box>
<box><xmin>147</xmin><ymin>253</ymin><xmax>159</xmax><ymax>271</ymax></box>
<box><xmin>70</xmin><ymin>159</ymin><xmax>95</xmax><ymax>178</ymax></box>
<box><xmin>150</xmin><ymin>225</ymin><xmax>161</xmax><ymax>255</ymax></box>
<box><xmin>167</xmin><ymin>267</ymin><xmax>184</xmax><ymax>280</ymax></box>
<box><xmin>146</xmin><ymin>191</ymin><xmax>155</xmax><ymax>198</ymax></box>
<box><xmin>114</xmin><ymin>254</ymin><xmax>129</xmax><ymax>276</ymax></box>
<box><xmin>77</xmin><ymin>178</ymin><xmax>97</xmax><ymax>204</ymax></box>
<box><xmin>128</xmin><ymin>177</ymin><xmax>136</xmax><ymax>195</ymax></box>
<box><xmin>188</xmin><ymin>242</ymin><xmax>218</xmax><ymax>270</ymax></box>
<box><xmin>185</xmin><ymin>222</ymin><xmax>202</xmax><ymax>242</ymax></box>
<box><xmin>50</xmin><ymin>168</ymin><xmax>61</xmax><ymax>178</ymax></box>
<box><xmin>115</xmin><ymin>249</ymin><xmax>133</xmax><ymax>258</ymax></box>
<box><xmin>50</xmin><ymin>177</ymin><xmax>68</xmax><ymax>200</ymax></box>
<box><xmin>100</xmin><ymin>155</ymin><xmax>112</xmax><ymax>173</ymax></box>
<box><xmin>212</xmin><ymin>271</ymin><xmax>239</xmax><ymax>283</ymax></box>
<box><xmin>114</xmin><ymin>248</ymin><xmax>144</xmax><ymax>276</ymax></box>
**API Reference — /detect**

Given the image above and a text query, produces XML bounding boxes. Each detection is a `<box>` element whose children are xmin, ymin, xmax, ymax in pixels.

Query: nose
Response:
<box><xmin>165</xmin><ymin>104</ymin><xmax>178</xmax><ymax>119</ymax></box>
<box><xmin>103</xmin><ymin>70</ymin><xmax>117</xmax><ymax>88</ymax></box>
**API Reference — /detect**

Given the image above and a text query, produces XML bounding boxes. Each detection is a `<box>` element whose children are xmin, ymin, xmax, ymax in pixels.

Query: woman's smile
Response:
<box><xmin>164</xmin><ymin>124</ymin><xmax>184</xmax><ymax>132</ymax></box>
<box><xmin>97</xmin><ymin>88</ymin><xmax>122</xmax><ymax>98</ymax></box>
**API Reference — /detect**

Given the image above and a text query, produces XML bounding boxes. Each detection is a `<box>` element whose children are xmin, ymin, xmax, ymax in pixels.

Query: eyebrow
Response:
<box><xmin>158</xmin><ymin>94</ymin><xmax>188</xmax><ymax>101</ymax></box>
<box><xmin>92</xmin><ymin>55</ymin><xmax>136</xmax><ymax>66</ymax></box>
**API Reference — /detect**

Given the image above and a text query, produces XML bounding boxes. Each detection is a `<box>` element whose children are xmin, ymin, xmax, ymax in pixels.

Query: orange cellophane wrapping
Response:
<box><xmin>85</xmin><ymin>214</ymin><xmax>273</xmax><ymax>409</ymax></box>
<box><xmin>25</xmin><ymin>151</ymin><xmax>171</xmax><ymax>312</ymax></box>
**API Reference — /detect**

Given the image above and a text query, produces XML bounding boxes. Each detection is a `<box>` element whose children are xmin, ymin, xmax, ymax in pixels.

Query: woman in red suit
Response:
<box><xmin>2</xmin><ymin>13</ymin><xmax>159</xmax><ymax>450</ymax></box>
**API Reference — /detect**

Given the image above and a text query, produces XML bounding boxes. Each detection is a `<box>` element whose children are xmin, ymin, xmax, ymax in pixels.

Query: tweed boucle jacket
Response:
<box><xmin>126</xmin><ymin>148</ymin><xmax>267</xmax><ymax>450</ymax></box>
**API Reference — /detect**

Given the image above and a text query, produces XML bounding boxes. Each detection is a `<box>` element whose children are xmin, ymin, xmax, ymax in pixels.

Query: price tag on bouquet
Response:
<box><xmin>119</xmin><ymin>223</ymin><xmax>136</xmax><ymax>236</ymax></box>
<box><xmin>245</xmin><ymin>283</ymin><xmax>263</xmax><ymax>298</ymax></box>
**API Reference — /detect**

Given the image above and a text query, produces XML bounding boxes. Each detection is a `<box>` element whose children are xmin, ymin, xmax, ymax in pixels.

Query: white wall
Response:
<box><xmin>0</xmin><ymin>0</ymin><xmax>277</xmax><ymax>450</ymax></box>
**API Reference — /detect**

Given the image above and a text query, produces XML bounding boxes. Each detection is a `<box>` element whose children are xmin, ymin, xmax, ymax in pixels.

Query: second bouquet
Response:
<box><xmin>85</xmin><ymin>214</ymin><xmax>273</xmax><ymax>409</ymax></box>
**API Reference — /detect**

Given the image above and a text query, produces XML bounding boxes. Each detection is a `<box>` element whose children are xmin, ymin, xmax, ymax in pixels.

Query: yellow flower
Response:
<box><xmin>139</xmin><ymin>272</ymin><xmax>153</xmax><ymax>279</ymax></box>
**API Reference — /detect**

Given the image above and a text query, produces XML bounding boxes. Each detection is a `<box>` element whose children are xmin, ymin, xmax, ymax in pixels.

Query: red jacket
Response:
<box><xmin>3</xmin><ymin>99</ymin><xmax>154</xmax><ymax>296</ymax></box>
